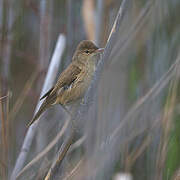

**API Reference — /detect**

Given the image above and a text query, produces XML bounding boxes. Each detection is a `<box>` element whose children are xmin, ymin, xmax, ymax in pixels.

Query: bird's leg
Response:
<box><xmin>60</xmin><ymin>104</ymin><xmax>72</xmax><ymax>116</ymax></box>
<box><xmin>60</xmin><ymin>104</ymin><xmax>77</xmax><ymax>131</ymax></box>
<box><xmin>80</xmin><ymin>98</ymin><xmax>86</xmax><ymax>105</ymax></box>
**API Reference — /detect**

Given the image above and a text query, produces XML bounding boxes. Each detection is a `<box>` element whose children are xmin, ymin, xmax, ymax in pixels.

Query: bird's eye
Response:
<box><xmin>85</xmin><ymin>50</ymin><xmax>90</xmax><ymax>54</ymax></box>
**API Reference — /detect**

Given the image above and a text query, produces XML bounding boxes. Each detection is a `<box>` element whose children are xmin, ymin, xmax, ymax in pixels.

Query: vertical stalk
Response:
<box><xmin>38</xmin><ymin>0</ymin><xmax>52</xmax><ymax>91</ymax></box>
<box><xmin>95</xmin><ymin>0</ymin><xmax>105</xmax><ymax>46</ymax></box>
<box><xmin>0</xmin><ymin>0</ymin><xmax>15</xmax><ymax>178</ymax></box>
<box><xmin>66</xmin><ymin>0</ymin><xmax>75</xmax><ymax>68</ymax></box>
<box><xmin>10</xmin><ymin>34</ymin><xmax>66</xmax><ymax>180</ymax></box>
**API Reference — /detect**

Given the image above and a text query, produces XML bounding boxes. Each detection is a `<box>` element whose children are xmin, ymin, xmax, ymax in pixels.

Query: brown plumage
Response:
<box><xmin>28</xmin><ymin>40</ymin><xmax>104</xmax><ymax>127</ymax></box>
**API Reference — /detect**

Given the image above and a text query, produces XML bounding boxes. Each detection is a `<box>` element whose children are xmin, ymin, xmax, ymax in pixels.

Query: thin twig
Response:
<box><xmin>156</xmin><ymin>58</ymin><xmax>180</xmax><ymax>180</ymax></box>
<box><xmin>126</xmin><ymin>135</ymin><xmax>151</xmax><ymax>170</ymax></box>
<box><xmin>111</xmin><ymin>1</ymin><xmax>152</xmax><ymax>64</ymax></box>
<box><xmin>44</xmin><ymin>130</ymin><xmax>75</xmax><ymax>180</ymax></box>
<box><xmin>9</xmin><ymin>71</ymin><xmax>38</xmax><ymax>120</ymax></box>
<box><xmin>43</xmin><ymin>134</ymin><xmax>85</xmax><ymax>180</ymax></box>
<box><xmin>110</xmin><ymin>55</ymin><xmax>180</xmax><ymax>142</ymax></box>
<box><xmin>63</xmin><ymin>158</ymin><xmax>84</xmax><ymax>180</ymax></box>
<box><xmin>17</xmin><ymin>123</ymin><xmax>85</xmax><ymax>179</ymax></box>
<box><xmin>16</xmin><ymin>118</ymin><xmax>70</xmax><ymax>179</ymax></box>
<box><xmin>11</xmin><ymin>34</ymin><xmax>66</xmax><ymax>180</ymax></box>
<box><xmin>68</xmin><ymin>135</ymin><xmax>86</xmax><ymax>154</ymax></box>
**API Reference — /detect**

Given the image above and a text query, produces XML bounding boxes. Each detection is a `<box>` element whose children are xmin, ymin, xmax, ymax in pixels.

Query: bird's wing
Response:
<box><xmin>39</xmin><ymin>62</ymin><xmax>81</xmax><ymax>103</ymax></box>
<box><xmin>40</xmin><ymin>87</ymin><xmax>54</xmax><ymax>100</ymax></box>
<box><xmin>41</xmin><ymin>63</ymin><xmax>81</xmax><ymax>105</ymax></box>
<box><xmin>27</xmin><ymin>63</ymin><xmax>82</xmax><ymax>127</ymax></box>
<box><xmin>52</xmin><ymin>63</ymin><xmax>81</xmax><ymax>94</ymax></box>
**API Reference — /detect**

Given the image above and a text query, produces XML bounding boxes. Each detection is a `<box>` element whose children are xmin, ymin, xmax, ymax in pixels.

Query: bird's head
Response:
<box><xmin>72</xmin><ymin>40</ymin><xmax>104</xmax><ymax>63</ymax></box>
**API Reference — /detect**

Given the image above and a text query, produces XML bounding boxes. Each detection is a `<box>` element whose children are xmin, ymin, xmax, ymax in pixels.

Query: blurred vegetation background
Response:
<box><xmin>0</xmin><ymin>0</ymin><xmax>180</xmax><ymax>180</ymax></box>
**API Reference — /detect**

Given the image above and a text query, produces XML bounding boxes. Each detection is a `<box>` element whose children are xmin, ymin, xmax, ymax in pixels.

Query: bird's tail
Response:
<box><xmin>27</xmin><ymin>102</ymin><xmax>49</xmax><ymax>127</ymax></box>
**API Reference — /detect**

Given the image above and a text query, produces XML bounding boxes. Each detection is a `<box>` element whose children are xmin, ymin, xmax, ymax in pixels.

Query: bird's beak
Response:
<box><xmin>95</xmin><ymin>48</ymin><xmax>104</xmax><ymax>53</ymax></box>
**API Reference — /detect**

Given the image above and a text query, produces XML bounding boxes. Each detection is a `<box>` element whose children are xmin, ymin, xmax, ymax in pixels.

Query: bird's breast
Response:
<box><xmin>59</xmin><ymin>62</ymin><xmax>96</xmax><ymax>105</ymax></box>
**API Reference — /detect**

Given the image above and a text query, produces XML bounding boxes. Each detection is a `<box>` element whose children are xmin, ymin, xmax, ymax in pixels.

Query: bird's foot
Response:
<box><xmin>61</xmin><ymin>105</ymin><xmax>72</xmax><ymax>117</ymax></box>
<box><xmin>80</xmin><ymin>98</ymin><xmax>86</xmax><ymax>106</ymax></box>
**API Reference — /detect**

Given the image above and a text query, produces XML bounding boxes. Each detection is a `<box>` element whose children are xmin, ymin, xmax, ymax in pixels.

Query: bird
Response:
<box><xmin>28</xmin><ymin>40</ymin><xmax>104</xmax><ymax>127</ymax></box>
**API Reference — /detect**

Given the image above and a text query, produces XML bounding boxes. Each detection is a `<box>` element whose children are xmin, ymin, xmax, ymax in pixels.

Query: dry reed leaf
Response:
<box><xmin>9</xmin><ymin>71</ymin><xmax>38</xmax><ymax>120</ymax></box>
<box><xmin>82</xmin><ymin>0</ymin><xmax>95</xmax><ymax>41</ymax></box>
